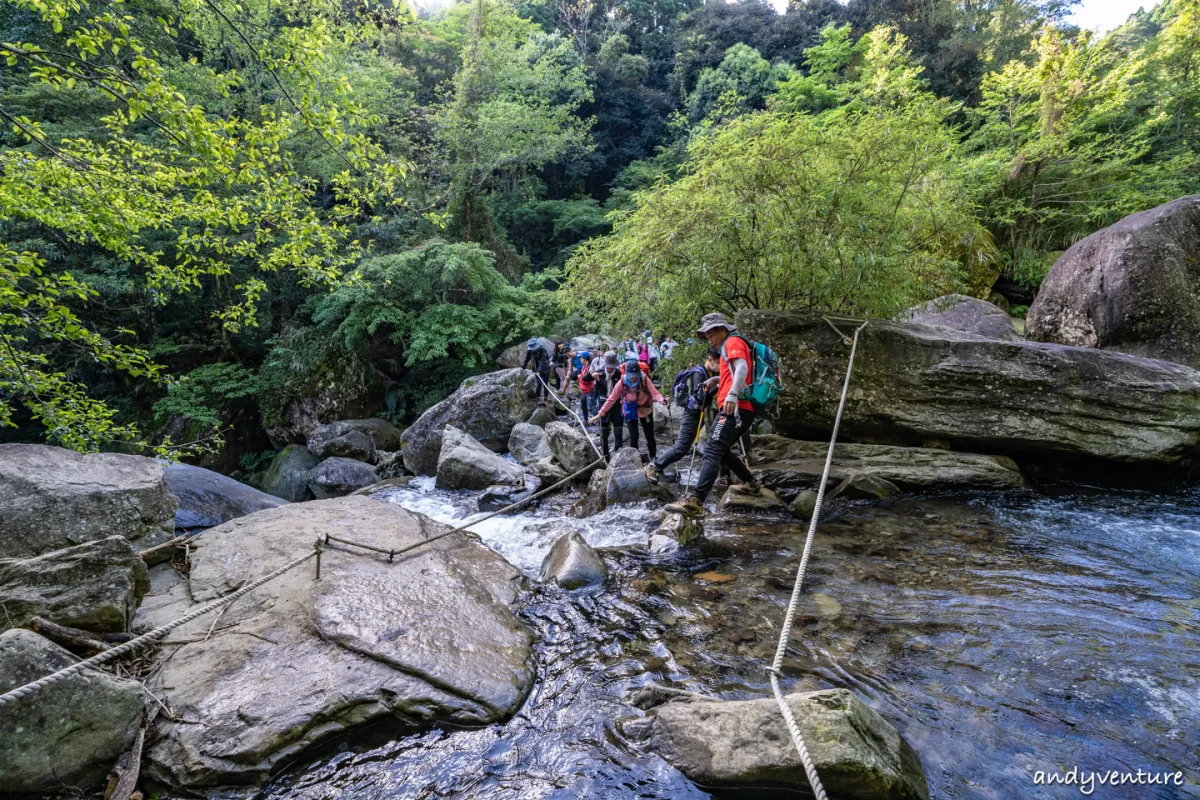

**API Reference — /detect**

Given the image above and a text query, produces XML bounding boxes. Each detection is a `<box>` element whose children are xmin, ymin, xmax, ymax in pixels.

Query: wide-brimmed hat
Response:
<box><xmin>695</xmin><ymin>313</ymin><xmax>736</xmax><ymax>335</ymax></box>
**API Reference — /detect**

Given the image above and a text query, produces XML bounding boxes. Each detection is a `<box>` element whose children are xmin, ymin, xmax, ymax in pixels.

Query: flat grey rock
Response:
<box><xmin>436</xmin><ymin>425</ymin><xmax>523</xmax><ymax>490</ymax></box>
<box><xmin>626</xmin><ymin>686</ymin><xmax>929</xmax><ymax>799</ymax></box>
<box><xmin>738</xmin><ymin>310</ymin><xmax>1200</xmax><ymax>464</ymax></box>
<box><xmin>0</xmin><ymin>444</ymin><xmax>176</xmax><ymax>559</ymax></box>
<box><xmin>0</xmin><ymin>536</ymin><xmax>149</xmax><ymax>633</ymax></box>
<box><xmin>142</xmin><ymin>497</ymin><xmax>533</xmax><ymax>791</ymax></box>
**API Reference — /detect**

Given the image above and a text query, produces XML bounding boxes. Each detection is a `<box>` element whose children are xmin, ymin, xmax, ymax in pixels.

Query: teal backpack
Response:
<box><xmin>720</xmin><ymin>333</ymin><xmax>782</xmax><ymax>414</ymax></box>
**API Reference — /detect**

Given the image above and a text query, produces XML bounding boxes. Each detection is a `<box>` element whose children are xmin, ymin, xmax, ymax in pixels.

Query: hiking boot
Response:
<box><xmin>644</xmin><ymin>463</ymin><xmax>662</xmax><ymax>484</ymax></box>
<box><xmin>729</xmin><ymin>481</ymin><xmax>763</xmax><ymax>497</ymax></box>
<box><xmin>665</xmin><ymin>496</ymin><xmax>706</xmax><ymax>519</ymax></box>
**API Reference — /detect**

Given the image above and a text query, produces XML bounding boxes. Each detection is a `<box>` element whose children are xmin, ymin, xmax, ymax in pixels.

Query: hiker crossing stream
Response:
<box><xmin>252</xmin><ymin>480</ymin><xmax>1200</xmax><ymax>800</ymax></box>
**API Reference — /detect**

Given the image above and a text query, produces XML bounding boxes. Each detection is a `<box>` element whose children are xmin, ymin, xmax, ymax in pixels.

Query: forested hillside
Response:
<box><xmin>2</xmin><ymin>0</ymin><xmax>1198</xmax><ymax>468</ymax></box>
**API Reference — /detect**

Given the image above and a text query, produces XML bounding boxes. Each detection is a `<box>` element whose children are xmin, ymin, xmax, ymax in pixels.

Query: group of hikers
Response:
<box><xmin>521</xmin><ymin>313</ymin><xmax>772</xmax><ymax>519</ymax></box>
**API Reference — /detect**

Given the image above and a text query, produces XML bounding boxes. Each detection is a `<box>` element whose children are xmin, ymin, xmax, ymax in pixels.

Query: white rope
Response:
<box><xmin>0</xmin><ymin>547</ymin><xmax>319</xmax><ymax>707</ymax></box>
<box><xmin>532</xmin><ymin>370</ymin><xmax>609</xmax><ymax>464</ymax></box>
<box><xmin>766</xmin><ymin>319</ymin><xmax>868</xmax><ymax>800</ymax></box>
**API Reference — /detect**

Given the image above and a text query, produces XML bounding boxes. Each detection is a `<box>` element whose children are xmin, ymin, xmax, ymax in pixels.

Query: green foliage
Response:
<box><xmin>153</xmin><ymin>362</ymin><xmax>262</xmax><ymax>429</ymax></box>
<box><xmin>566</xmin><ymin>27</ymin><xmax>996</xmax><ymax>334</ymax></box>
<box><xmin>966</xmin><ymin>12</ymin><xmax>1200</xmax><ymax>280</ymax></box>
<box><xmin>311</xmin><ymin>240</ymin><xmax>557</xmax><ymax>368</ymax></box>
<box><xmin>0</xmin><ymin>0</ymin><xmax>409</xmax><ymax>450</ymax></box>
<box><xmin>686</xmin><ymin>43</ymin><xmax>793</xmax><ymax>122</ymax></box>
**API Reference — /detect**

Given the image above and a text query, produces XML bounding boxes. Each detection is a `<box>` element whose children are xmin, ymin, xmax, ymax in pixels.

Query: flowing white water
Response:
<box><xmin>374</xmin><ymin>476</ymin><xmax>662</xmax><ymax>575</ymax></box>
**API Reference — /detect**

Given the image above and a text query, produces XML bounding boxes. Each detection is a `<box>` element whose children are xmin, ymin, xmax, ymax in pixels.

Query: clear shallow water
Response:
<box><xmin>258</xmin><ymin>482</ymin><xmax>1200</xmax><ymax>799</ymax></box>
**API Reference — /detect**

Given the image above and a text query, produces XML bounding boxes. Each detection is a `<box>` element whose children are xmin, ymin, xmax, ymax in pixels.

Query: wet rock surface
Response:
<box><xmin>718</xmin><ymin>485</ymin><xmax>789</xmax><ymax>514</ymax></box>
<box><xmin>626</xmin><ymin>686</ymin><xmax>929</xmax><ymax>799</ymax></box>
<box><xmin>164</xmin><ymin>461</ymin><xmax>287</xmax><ymax>529</ymax></box>
<box><xmin>141</xmin><ymin>497</ymin><xmax>534</xmax><ymax>791</ymax></box>
<box><xmin>1028</xmin><ymin>195</ymin><xmax>1200</xmax><ymax>366</ymax></box>
<box><xmin>541</xmin><ymin>531</ymin><xmax>607</xmax><ymax>589</ymax></box>
<box><xmin>437</xmin><ymin>425</ymin><xmax>524</xmax><ymax>490</ymax></box>
<box><xmin>748</xmin><ymin>435</ymin><xmax>1025</xmax><ymax>492</ymax></box>
<box><xmin>737</xmin><ymin>310</ymin><xmax>1200</xmax><ymax>464</ymax></box>
<box><xmin>0</xmin><ymin>444</ymin><xmax>177</xmax><ymax>559</ymax></box>
<box><xmin>401</xmin><ymin>369</ymin><xmax>540</xmax><ymax>474</ymax></box>
<box><xmin>571</xmin><ymin>447</ymin><xmax>669</xmax><ymax>517</ymax></box>
<box><xmin>0</xmin><ymin>536</ymin><xmax>149</xmax><ymax>633</ymax></box>
<box><xmin>247</xmin><ymin>479</ymin><xmax>1200</xmax><ymax>800</ymax></box>
<box><xmin>0</xmin><ymin>629</ymin><xmax>145</xmax><ymax>793</ymax></box>
<box><xmin>260</xmin><ymin>444</ymin><xmax>319</xmax><ymax>502</ymax></box>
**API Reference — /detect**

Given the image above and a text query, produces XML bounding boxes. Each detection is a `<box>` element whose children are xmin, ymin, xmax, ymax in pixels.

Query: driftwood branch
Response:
<box><xmin>103</xmin><ymin>725</ymin><xmax>145</xmax><ymax>800</ymax></box>
<box><xmin>29</xmin><ymin>617</ymin><xmax>110</xmax><ymax>655</ymax></box>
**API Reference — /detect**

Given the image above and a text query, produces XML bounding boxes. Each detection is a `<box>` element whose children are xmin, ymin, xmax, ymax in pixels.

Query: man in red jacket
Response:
<box><xmin>665</xmin><ymin>313</ymin><xmax>762</xmax><ymax>518</ymax></box>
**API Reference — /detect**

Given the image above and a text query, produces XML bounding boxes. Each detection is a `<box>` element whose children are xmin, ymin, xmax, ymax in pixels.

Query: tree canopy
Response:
<box><xmin>1</xmin><ymin>0</ymin><xmax>1198</xmax><ymax>465</ymax></box>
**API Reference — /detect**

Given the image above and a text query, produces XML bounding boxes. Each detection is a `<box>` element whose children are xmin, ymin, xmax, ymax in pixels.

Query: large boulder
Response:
<box><xmin>497</xmin><ymin>337</ymin><xmax>554</xmax><ymax>369</ymax></box>
<box><xmin>400</xmin><ymin>369</ymin><xmax>540</xmax><ymax>475</ymax></box>
<box><xmin>570</xmin><ymin>447</ymin><xmax>668</xmax><ymax>518</ymax></box>
<box><xmin>141</xmin><ymin>497</ymin><xmax>534</xmax><ymax>791</ymax></box>
<box><xmin>0</xmin><ymin>444</ymin><xmax>177</xmax><ymax>560</ymax></box>
<box><xmin>436</xmin><ymin>426</ymin><xmax>524</xmax><ymax>490</ymax></box>
<box><xmin>748</xmin><ymin>435</ymin><xmax>1026</xmax><ymax>492</ymax></box>
<box><xmin>899</xmin><ymin>294</ymin><xmax>1021</xmax><ymax>341</ymax></box>
<box><xmin>545</xmin><ymin>421</ymin><xmax>602</xmax><ymax>476</ymax></box>
<box><xmin>307</xmin><ymin>419</ymin><xmax>404</xmax><ymax>461</ymax></box>
<box><xmin>306</xmin><ymin>457</ymin><xmax>378</xmax><ymax>499</ymax></box>
<box><xmin>164</xmin><ymin>461</ymin><xmax>287</xmax><ymax>530</ymax></box>
<box><xmin>626</xmin><ymin>686</ymin><xmax>929</xmax><ymax>800</ymax></box>
<box><xmin>309</xmin><ymin>427</ymin><xmax>374</xmax><ymax>462</ymax></box>
<box><xmin>260</xmin><ymin>444</ymin><xmax>319</xmax><ymax>502</ymax></box>
<box><xmin>0</xmin><ymin>629</ymin><xmax>145</xmax><ymax>793</ymax></box>
<box><xmin>540</xmin><ymin>531</ymin><xmax>606</xmax><ymax>589</ymax></box>
<box><xmin>569</xmin><ymin>334</ymin><xmax>603</xmax><ymax>353</ymax></box>
<box><xmin>1028</xmin><ymin>196</ymin><xmax>1200</xmax><ymax>366</ymax></box>
<box><xmin>262</xmin><ymin>368</ymin><xmax>376</xmax><ymax>448</ymax></box>
<box><xmin>509</xmin><ymin>422</ymin><xmax>552</xmax><ymax>465</ymax></box>
<box><xmin>0</xmin><ymin>536</ymin><xmax>149</xmax><ymax>633</ymax></box>
<box><xmin>737</xmin><ymin>310</ymin><xmax>1200</xmax><ymax>464</ymax></box>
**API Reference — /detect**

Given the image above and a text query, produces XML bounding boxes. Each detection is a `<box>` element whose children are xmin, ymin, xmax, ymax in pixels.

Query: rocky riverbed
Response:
<box><xmin>250</xmin><ymin>481</ymin><xmax>1200</xmax><ymax>799</ymax></box>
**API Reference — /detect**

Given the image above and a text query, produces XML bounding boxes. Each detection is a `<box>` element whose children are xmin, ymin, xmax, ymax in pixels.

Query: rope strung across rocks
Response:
<box><xmin>0</xmin><ymin>547</ymin><xmax>319</xmax><ymax>708</ymax></box>
<box><xmin>765</xmin><ymin>318</ymin><xmax>869</xmax><ymax>800</ymax></box>
<box><xmin>531</xmin><ymin>370</ymin><xmax>609</xmax><ymax>464</ymax></box>
<box><xmin>325</xmin><ymin>455</ymin><xmax>605</xmax><ymax>561</ymax></box>
<box><xmin>0</xmin><ymin>450</ymin><xmax>604</xmax><ymax>709</ymax></box>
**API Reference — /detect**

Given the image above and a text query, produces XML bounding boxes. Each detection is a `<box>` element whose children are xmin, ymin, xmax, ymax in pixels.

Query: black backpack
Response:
<box><xmin>671</xmin><ymin>365</ymin><xmax>709</xmax><ymax>411</ymax></box>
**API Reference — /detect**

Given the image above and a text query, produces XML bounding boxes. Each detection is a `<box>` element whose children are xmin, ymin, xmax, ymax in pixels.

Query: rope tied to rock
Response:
<box><xmin>0</xmin><ymin>451</ymin><xmax>604</xmax><ymax>708</ymax></box>
<box><xmin>767</xmin><ymin>318</ymin><xmax>869</xmax><ymax>800</ymax></box>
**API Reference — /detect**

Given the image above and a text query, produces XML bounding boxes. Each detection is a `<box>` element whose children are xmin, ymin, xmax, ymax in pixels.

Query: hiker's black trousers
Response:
<box><xmin>599</xmin><ymin>406</ymin><xmax>624</xmax><ymax>460</ymax></box>
<box><xmin>653</xmin><ymin>406</ymin><xmax>702</xmax><ymax>470</ymax></box>
<box><xmin>625</xmin><ymin>414</ymin><xmax>656</xmax><ymax>460</ymax></box>
<box><xmin>691</xmin><ymin>409</ymin><xmax>755</xmax><ymax>503</ymax></box>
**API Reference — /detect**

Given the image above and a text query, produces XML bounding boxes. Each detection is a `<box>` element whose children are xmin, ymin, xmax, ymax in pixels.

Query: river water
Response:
<box><xmin>258</xmin><ymin>478</ymin><xmax>1200</xmax><ymax>799</ymax></box>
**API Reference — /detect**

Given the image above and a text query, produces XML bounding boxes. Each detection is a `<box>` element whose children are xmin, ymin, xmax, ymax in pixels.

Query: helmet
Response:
<box><xmin>527</xmin><ymin>338</ymin><xmax>539</xmax><ymax>350</ymax></box>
